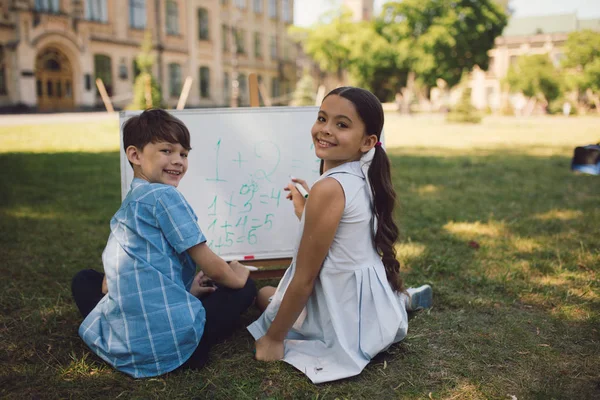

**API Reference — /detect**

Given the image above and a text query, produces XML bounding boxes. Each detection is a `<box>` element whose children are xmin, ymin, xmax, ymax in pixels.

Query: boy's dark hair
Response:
<box><xmin>321</xmin><ymin>87</ymin><xmax>404</xmax><ymax>293</ymax></box>
<box><xmin>123</xmin><ymin>108</ymin><xmax>191</xmax><ymax>152</ymax></box>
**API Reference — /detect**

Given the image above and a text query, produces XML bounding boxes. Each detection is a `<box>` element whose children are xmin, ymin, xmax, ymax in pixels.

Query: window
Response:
<box><xmin>238</xmin><ymin>73</ymin><xmax>247</xmax><ymax>105</ymax></box>
<box><xmin>223</xmin><ymin>72</ymin><xmax>230</xmax><ymax>103</ymax></box>
<box><xmin>94</xmin><ymin>54</ymin><xmax>113</xmax><ymax>96</ymax></box>
<box><xmin>235</xmin><ymin>0</ymin><xmax>246</xmax><ymax>9</ymax></box>
<box><xmin>270</xmin><ymin>35</ymin><xmax>277</xmax><ymax>59</ymax></box>
<box><xmin>199</xmin><ymin>67</ymin><xmax>210</xmax><ymax>98</ymax></box>
<box><xmin>0</xmin><ymin>65</ymin><xmax>6</xmax><ymax>95</ymax></box>
<box><xmin>271</xmin><ymin>77</ymin><xmax>279</xmax><ymax>99</ymax></box>
<box><xmin>86</xmin><ymin>0</ymin><xmax>108</xmax><ymax>22</ymax></box>
<box><xmin>254</xmin><ymin>32</ymin><xmax>262</xmax><ymax>58</ymax></box>
<box><xmin>282</xmin><ymin>0</ymin><xmax>291</xmax><ymax>22</ymax></box>
<box><xmin>283</xmin><ymin>39</ymin><xmax>289</xmax><ymax>61</ymax></box>
<box><xmin>253</xmin><ymin>0</ymin><xmax>263</xmax><ymax>13</ymax></box>
<box><xmin>487</xmin><ymin>56</ymin><xmax>495</xmax><ymax>76</ymax></box>
<box><xmin>198</xmin><ymin>8</ymin><xmax>209</xmax><ymax>40</ymax></box>
<box><xmin>221</xmin><ymin>0</ymin><xmax>228</xmax><ymax>5</ymax></box>
<box><xmin>509</xmin><ymin>55</ymin><xmax>518</xmax><ymax>66</ymax></box>
<box><xmin>119</xmin><ymin>59</ymin><xmax>128</xmax><ymax>80</ymax></box>
<box><xmin>35</xmin><ymin>0</ymin><xmax>59</xmax><ymax>13</ymax></box>
<box><xmin>222</xmin><ymin>25</ymin><xmax>229</xmax><ymax>51</ymax></box>
<box><xmin>169</xmin><ymin>63</ymin><xmax>182</xmax><ymax>97</ymax></box>
<box><xmin>268</xmin><ymin>0</ymin><xmax>277</xmax><ymax>19</ymax></box>
<box><xmin>129</xmin><ymin>0</ymin><xmax>146</xmax><ymax>29</ymax></box>
<box><xmin>234</xmin><ymin>28</ymin><xmax>246</xmax><ymax>54</ymax></box>
<box><xmin>166</xmin><ymin>0</ymin><xmax>179</xmax><ymax>35</ymax></box>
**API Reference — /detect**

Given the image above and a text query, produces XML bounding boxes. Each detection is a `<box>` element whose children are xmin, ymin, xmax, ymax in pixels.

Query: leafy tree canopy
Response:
<box><xmin>378</xmin><ymin>0</ymin><xmax>508</xmax><ymax>88</ymax></box>
<box><xmin>505</xmin><ymin>54</ymin><xmax>562</xmax><ymax>104</ymax></box>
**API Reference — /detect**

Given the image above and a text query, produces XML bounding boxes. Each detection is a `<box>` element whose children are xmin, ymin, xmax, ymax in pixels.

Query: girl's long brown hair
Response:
<box><xmin>322</xmin><ymin>87</ymin><xmax>404</xmax><ymax>292</ymax></box>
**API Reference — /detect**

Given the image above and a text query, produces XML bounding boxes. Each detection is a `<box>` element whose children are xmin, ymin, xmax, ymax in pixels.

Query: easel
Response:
<box><xmin>244</xmin><ymin>73</ymin><xmax>289</xmax><ymax>279</ymax></box>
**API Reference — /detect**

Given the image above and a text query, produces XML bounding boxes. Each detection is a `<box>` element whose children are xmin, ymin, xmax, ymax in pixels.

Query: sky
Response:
<box><xmin>294</xmin><ymin>0</ymin><xmax>600</xmax><ymax>27</ymax></box>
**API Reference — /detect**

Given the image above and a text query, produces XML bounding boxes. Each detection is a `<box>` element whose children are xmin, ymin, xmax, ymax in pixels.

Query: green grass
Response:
<box><xmin>1</xmin><ymin>114</ymin><xmax>599</xmax><ymax>399</ymax></box>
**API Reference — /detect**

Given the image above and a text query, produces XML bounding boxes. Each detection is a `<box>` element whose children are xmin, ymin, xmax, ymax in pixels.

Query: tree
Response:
<box><xmin>302</xmin><ymin>10</ymin><xmax>355</xmax><ymax>82</ymax></box>
<box><xmin>299</xmin><ymin>12</ymin><xmax>405</xmax><ymax>101</ymax></box>
<box><xmin>505</xmin><ymin>54</ymin><xmax>562</xmax><ymax>113</ymax></box>
<box><xmin>291</xmin><ymin>72</ymin><xmax>316</xmax><ymax>106</ymax></box>
<box><xmin>345</xmin><ymin>21</ymin><xmax>406</xmax><ymax>101</ymax></box>
<box><xmin>562</xmin><ymin>30</ymin><xmax>600</xmax><ymax>113</ymax></box>
<box><xmin>128</xmin><ymin>31</ymin><xmax>163</xmax><ymax>110</ymax></box>
<box><xmin>378</xmin><ymin>0</ymin><xmax>508</xmax><ymax>89</ymax></box>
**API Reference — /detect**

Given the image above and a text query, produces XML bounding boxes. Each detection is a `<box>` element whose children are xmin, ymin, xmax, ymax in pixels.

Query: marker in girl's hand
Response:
<box><xmin>289</xmin><ymin>175</ymin><xmax>309</xmax><ymax>199</ymax></box>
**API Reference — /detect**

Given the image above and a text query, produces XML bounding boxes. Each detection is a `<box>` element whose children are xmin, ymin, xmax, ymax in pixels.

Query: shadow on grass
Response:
<box><xmin>1</xmin><ymin>149</ymin><xmax>599</xmax><ymax>399</ymax></box>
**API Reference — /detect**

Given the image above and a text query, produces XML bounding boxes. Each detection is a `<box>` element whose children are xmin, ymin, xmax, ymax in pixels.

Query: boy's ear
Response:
<box><xmin>126</xmin><ymin>145</ymin><xmax>143</xmax><ymax>166</ymax></box>
<box><xmin>361</xmin><ymin>134</ymin><xmax>378</xmax><ymax>153</ymax></box>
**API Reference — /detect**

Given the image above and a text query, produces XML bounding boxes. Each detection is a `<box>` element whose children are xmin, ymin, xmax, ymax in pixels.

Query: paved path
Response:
<box><xmin>0</xmin><ymin>112</ymin><xmax>118</xmax><ymax>126</ymax></box>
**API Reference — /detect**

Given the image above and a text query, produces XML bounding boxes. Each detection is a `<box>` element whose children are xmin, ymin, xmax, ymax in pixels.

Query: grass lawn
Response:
<box><xmin>1</xmin><ymin>113</ymin><xmax>599</xmax><ymax>399</ymax></box>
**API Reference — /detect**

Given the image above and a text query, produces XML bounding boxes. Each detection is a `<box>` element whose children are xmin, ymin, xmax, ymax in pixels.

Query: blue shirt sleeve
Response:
<box><xmin>155</xmin><ymin>187</ymin><xmax>206</xmax><ymax>254</ymax></box>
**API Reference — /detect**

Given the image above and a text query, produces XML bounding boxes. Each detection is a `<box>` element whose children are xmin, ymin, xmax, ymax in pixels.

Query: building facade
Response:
<box><xmin>342</xmin><ymin>0</ymin><xmax>372</xmax><ymax>23</ymax></box>
<box><xmin>0</xmin><ymin>0</ymin><xmax>296</xmax><ymax>111</ymax></box>
<box><xmin>469</xmin><ymin>13</ymin><xmax>600</xmax><ymax>111</ymax></box>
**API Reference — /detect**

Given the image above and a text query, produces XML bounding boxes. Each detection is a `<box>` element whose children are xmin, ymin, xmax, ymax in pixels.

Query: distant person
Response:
<box><xmin>563</xmin><ymin>101</ymin><xmax>572</xmax><ymax>117</ymax></box>
<box><xmin>248</xmin><ymin>87</ymin><xmax>432</xmax><ymax>383</ymax></box>
<box><xmin>71</xmin><ymin>108</ymin><xmax>256</xmax><ymax>378</ymax></box>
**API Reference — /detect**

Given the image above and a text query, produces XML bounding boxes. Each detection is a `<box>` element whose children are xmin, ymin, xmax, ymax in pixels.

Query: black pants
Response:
<box><xmin>71</xmin><ymin>269</ymin><xmax>257</xmax><ymax>371</ymax></box>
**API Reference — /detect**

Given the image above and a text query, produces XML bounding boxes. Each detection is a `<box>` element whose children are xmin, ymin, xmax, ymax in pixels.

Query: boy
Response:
<box><xmin>71</xmin><ymin>108</ymin><xmax>256</xmax><ymax>378</ymax></box>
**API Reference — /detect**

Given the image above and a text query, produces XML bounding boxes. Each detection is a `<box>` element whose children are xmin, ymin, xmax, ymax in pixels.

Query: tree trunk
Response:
<box><xmin>400</xmin><ymin>71</ymin><xmax>416</xmax><ymax>114</ymax></box>
<box><xmin>586</xmin><ymin>89</ymin><xmax>600</xmax><ymax>115</ymax></box>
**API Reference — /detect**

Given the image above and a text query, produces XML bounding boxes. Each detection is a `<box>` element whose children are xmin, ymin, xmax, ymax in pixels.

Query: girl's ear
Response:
<box><xmin>126</xmin><ymin>145</ymin><xmax>143</xmax><ymax>166</ymax></box>
<box><xmin>361</xmin><ymin>134</ymin><xmax>379</xmax><ymax>153</ymax></box>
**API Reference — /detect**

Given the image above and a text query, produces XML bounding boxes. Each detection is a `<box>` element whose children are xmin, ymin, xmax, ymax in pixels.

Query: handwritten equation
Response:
<box><xmin>193</xmin><ymin>138</ymin><xmax>320</xmax><ymax>256</ymax></box>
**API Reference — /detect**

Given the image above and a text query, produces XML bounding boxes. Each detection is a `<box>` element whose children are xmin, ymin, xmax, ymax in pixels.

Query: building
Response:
<box><xmin>342</xmin><ymin>0</ymin><xmax>372</xmax><ymax>23</ymax></box>
<box><xmin>0</xmin><ymin>0</ymin><xmax>296</xmax><ymax>111</ymax></box>
<box><xmin>470</xmin><ymin>13</ymin><xmax>600</xmax><ymax>111</ymax></box>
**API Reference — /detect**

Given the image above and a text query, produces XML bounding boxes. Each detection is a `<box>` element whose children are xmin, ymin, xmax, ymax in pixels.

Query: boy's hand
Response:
<box><xmin>255</xmin><ymin>335</ymin><xmax>284</xmax><ymax>361</ymax></box>
<box><xmin>229</xmin><ymin>260</ymin><xmax>250</xmax><ymax>288</ymax></box>
<box><xmin>190</xmin><ymin>271</ymin><xmax>217</xmax><ymax>298</ymax></box>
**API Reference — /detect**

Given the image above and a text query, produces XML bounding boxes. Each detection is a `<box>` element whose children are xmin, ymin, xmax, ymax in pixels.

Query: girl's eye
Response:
<box><xmin>181</xmin><ymin>153</ymin><xmax>188</xmax><ymax>158</ymax></box>
<box><xmin>317</xmin><ymin>116</ymin><xmax>326</xmax><ymax>122</ymax></box>
<box><xmin>161</xmin><ymin>149</ymin><xmax>171</xmax><ymax>154</ymax></box>
<box><xmin>337</xmin><ymin>122</ymin><xmax>348</xmax><ymax>129</ymax></box>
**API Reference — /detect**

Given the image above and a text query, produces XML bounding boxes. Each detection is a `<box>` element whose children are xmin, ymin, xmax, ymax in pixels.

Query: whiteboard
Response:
<box><xmin>119</xmin><ymin>107</ymin><xmax>321</xmax><ymax>261</ymax></box>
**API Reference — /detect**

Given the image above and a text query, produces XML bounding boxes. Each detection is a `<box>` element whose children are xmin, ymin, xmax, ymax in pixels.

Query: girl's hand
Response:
<box><xmin>284</xmin><ymin>177</ymin><xmax>309</xmax><ymax>220</ymax></box>
<box><xmin>255</xmin><ymin>335</ymin><xmax>284</xmax><ymax>362</ymax></box>
<box><xmin>190</xmin><ymin>270</ymin><xmax>217</xmax><ymax>298</ymax></box>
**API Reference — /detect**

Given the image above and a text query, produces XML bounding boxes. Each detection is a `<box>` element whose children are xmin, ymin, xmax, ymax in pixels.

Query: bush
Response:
<box><xmin>127</xmin><ymin>73</ymin><xmax>163</xmax><ymax>111</ymax></box>
<box><xmin>291</xmin><ymin>74</ymin><xmax>316</xmax><ymax>106</ymax></box>
<box><xmin>548</xmin><ymin>99</ymin><xmax>577</xmax><ymax>116</ymax></box>
<box><xmin>446</xmin><ymin>88</ymin><xmax>482</xmax><ymax>124</ymax></box>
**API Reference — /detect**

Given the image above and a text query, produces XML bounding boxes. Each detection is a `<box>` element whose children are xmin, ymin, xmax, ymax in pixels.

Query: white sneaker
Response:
<box><xmin>406</xmin><ymin>284</ymin><xmax>433</xmax><ymax>311</ymax></box>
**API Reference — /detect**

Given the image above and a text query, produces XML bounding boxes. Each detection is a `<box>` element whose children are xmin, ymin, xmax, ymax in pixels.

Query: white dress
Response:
<box><xmin>247</xmin><ymin>161</ymin><xmax>408</xmax><ymax>384</ymax></box>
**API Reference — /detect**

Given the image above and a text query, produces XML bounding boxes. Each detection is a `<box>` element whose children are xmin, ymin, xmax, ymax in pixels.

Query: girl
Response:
<box><xmin>247</xmin><ymin>87</ymin><xmax>432</xmax><ymax>383</ymax></box>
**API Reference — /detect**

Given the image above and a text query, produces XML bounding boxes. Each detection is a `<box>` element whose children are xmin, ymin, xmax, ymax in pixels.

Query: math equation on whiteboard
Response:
<box><xmin>178</xmin><ymin>137</ymin><xmax>320</xmax><ymax>257</ymax></box>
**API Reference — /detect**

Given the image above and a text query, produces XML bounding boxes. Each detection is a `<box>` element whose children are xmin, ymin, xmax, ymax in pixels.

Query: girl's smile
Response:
<box><xmin>311</xmin><ymin>94</ymin><xmax>376</xmax><ymax>172</ymax></box>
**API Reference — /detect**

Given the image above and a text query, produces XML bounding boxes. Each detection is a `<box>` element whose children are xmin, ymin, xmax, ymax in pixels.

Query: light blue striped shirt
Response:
<box><xmin>79</xmin><ymin>178</ymin><xmax>207</xmax><ymax>378</ymax></box>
